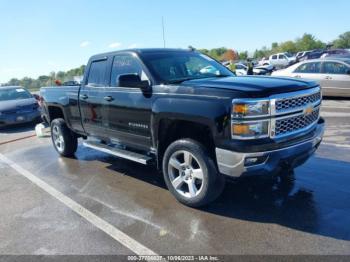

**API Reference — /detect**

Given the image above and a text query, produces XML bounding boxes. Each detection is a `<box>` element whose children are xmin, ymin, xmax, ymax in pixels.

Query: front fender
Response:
<box><xmin>151</xmin><ymin>97</ymin><xmax>231</xmax><ymax>146</ymax></box>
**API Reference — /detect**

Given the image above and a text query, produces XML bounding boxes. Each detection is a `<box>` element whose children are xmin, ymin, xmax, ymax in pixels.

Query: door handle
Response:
<box><xmin>80</xmin><ymin>94</ymin><xmax>88</xmax><ymax>100</ymax></box>
<box><xmin>104</xmin><ymin>96</ymin><xmax>114</xmax><ymax>102</ymax></box>
<box><xmin>294</xmin><ymin>75</ymin><xmax>301</xmax><ymax>78</ymax></box>
<box><xmin>325</xmin><ymin>76</ymin><xmax>332</xmax><ymax>80</ymax></box>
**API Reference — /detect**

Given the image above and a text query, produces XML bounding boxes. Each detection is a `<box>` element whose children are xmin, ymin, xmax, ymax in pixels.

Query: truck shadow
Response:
<box><xmin>77</xmin><ymin>146</ymin><xmax>350</xmax><ymax>241</ymax></box>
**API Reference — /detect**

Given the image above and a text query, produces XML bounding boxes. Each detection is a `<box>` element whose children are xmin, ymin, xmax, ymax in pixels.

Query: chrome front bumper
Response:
<box><xmin>216</xmin><ymin>119</ymin><xmax>325</xmax><ymax>178</ymax></box>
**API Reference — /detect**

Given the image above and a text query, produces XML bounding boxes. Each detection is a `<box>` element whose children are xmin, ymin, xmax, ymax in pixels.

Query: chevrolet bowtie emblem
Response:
<box><xmin>304</xmin><ymin>105</ymin><xmax>314</xmax><ymax>115</ymax></box>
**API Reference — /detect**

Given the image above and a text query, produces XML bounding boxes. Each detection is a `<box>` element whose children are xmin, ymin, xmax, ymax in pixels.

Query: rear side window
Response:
<box><xmin>87</xmin><ymin>60</ymin><xmax>107</xmax><ymax>87</ymax></box>
<box><xmin>110</xmin><ymin>54</ymin><xmax>147</xmax><ymax>87</ymax></box>
<box><xmin>294</xmin><ymin>62</ymin><xmax>321</xmax><ymax>73</ymax></box>
<box><xmin>323</xmin><ymin>62</ymin><xmax>349</xmax><ymax>74</ymax></box>
<box><xmin>271</xmin><ymin>55</ymin><xmax>277</xmax><ymax>59</ymax></box>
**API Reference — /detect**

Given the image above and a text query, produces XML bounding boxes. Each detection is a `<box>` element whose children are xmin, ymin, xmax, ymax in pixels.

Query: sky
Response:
<box><xmin>0</xmin><ymin>0</ymin><xmax>349</xmax><ymax>83</ymax></box>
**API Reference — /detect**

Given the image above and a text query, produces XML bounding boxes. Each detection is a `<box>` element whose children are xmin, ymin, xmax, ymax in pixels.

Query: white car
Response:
<box><xmin>271</xmin><ymin>58</ymin><xmax>350</xmax><ymax>97</ymax></box>
<box><xmin>224</xmin><ymin>62</ymin><xmax>272</xmax><ymax>75</ymax></box>
<box><xmin>265</xmin><ymin>53</ymin><xmax>296</xmax><ymax>68</ymax></box>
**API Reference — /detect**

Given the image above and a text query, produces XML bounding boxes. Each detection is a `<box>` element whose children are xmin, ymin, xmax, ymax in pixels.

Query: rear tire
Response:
<box><xmin>162</xmin><ymin>139</ymin><xmax>225</xmax><ymax>207</ymax></box>
<box><xmin>51</xmin><ymin>118</ymin><xmax>78</xmax><ymax>157</ymax></box>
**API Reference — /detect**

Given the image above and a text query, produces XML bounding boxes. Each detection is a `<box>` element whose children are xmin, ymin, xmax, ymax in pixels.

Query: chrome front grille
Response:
<box><xmin>275</xmin><ymin>108</ymin><xmax>319</xmax><ymax>137</ymax></box>
<box><xmin>275</xmin><ymin>91</ymin><xmax>321</xmax><ymax>112</ymax></box>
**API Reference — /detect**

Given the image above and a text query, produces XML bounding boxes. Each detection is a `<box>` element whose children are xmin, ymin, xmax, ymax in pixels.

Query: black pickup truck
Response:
<box><xmin>41</xmin><ymin>48</ymin><xmax>325</xmax><ymax>207</ymax></box>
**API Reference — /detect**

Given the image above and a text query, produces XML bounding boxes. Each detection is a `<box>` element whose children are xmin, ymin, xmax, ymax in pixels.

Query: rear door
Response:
<box><xmin>102</xmin><ymin>53</ymin><xmax>153</xmax><ymax>150</ymax></box>
<box><xmin>320</xmin><ymin>61</ymin><xmax>350</xmax><ymax>97</ymax></box>
<box><xmin>80</xmin><ymin>58</ymin><xmax>109</xmax><ymax>137</ymax></box>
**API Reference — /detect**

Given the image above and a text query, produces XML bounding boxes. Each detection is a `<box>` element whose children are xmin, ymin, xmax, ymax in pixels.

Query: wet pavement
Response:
<box><xmin>0</xmin><ymin>99</ymin><xmax>349</xmax><ymax>255</ymax></box>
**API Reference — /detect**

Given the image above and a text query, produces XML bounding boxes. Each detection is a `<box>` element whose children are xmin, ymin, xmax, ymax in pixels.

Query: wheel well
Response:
<box><xmin>157</xmin><ymin>119</ymin><xmax>215</xmax><ymax>168</ymax></box>
<box><xmin>48</xmin><ymin>106</ymin><xmax>64</xmax><ymax>123</ymax></box>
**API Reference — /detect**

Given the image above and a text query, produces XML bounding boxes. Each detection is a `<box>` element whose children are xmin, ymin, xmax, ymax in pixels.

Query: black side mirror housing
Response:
<box><xmin>118</xmin><ymin>74</ymin><xmax>150</xmax><ymax>90</ymax></box>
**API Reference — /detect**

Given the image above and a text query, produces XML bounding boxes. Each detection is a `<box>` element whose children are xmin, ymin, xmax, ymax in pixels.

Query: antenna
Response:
<box><xmin>162</xmin><ymin>16</ymin><xmax>166</xmax><ymax>48</ymax></box>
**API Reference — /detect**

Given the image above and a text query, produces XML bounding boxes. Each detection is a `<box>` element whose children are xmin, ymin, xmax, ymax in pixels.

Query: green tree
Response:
<box><xmin>333</xmin><ymin>31</ymin><xmax>350</xmax><ymax>48</ymax></box>
<box><xmin>278</xmin><ymin>41</ymin><xmax>298</xmax><ymax>53</ymax></box>
<box><xmin>295</xmin><ymin>33</ymin><xmax>325</xmax><ymax>51</ymax></box>
<box><xmin>238</xmin><ymin>51</ymin><xmax>248</xmax><ymax>60</ymax></box>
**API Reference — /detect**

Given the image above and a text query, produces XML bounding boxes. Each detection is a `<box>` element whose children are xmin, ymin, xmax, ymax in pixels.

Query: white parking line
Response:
<box><xmin>0</xmin><ymin>153</ymin><xmax>158</xmax><ymax>257</ymax></box>
<box><xmin>322</xmin><ymin>142</ymin><xmax>350</xmax><ymax>148</ymax></box>
<box><xmin>320</xmin><ymin>112</ymin><xmax>350</xmax><ymax>117</ymax></box>
<box><xmin>322</xmin><ymin>106</ymin><xmax>350</xmax><ymax>109</ymax></box>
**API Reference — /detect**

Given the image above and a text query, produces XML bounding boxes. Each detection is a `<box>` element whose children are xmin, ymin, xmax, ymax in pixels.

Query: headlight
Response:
<box><xmin>231</xmin><ymin>121</ymin><xmax>269</xmax><ymax>139</ymax></box>
<box><xmin>232</xmin><ymin>100</ymin><xmax>269</xmax><ymax>118</ymax></box>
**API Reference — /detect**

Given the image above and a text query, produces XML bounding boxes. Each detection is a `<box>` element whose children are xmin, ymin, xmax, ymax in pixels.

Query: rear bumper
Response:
<box><xmin>216</xmin><ymin>118</ymin><xmax>325</xmax><ymax>178</ymax></box>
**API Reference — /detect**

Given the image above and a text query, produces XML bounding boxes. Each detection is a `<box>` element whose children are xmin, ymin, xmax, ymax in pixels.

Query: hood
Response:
<box><xmin>0</xmin><ymin>98</ymin><xmax>37</xmax><ymax>112</ymax></box>
<box><xmin>181</xmin><ymin>76</ymin><xmax>318</xmax><ymax>98</ymax></box>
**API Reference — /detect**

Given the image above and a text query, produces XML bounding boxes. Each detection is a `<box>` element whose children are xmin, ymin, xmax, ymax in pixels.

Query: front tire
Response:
<box><xmin>162</xmin><ymin>139</ymin><xmax>225</xmax><ymax>207</ymax></box>
<box><xmin>51</xmin><ymin>118</ymin><xmax>78</xmax><ymax>157</ymax></box>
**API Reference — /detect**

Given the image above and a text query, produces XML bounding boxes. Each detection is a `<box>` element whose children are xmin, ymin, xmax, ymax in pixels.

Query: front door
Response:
<box><xmin>102</xmin><ymin>53</ymin><xmax>153</xmax><ymax>150</ymax></box>
<box><xmin>80</xmin><ymin>58</ymin><xmax>109</xmax><ymax>137</ymax></box>
<box><xmin>290</xmin><ymin>61</ymin><xmax>322</xmax><ymax>82</ymax></box>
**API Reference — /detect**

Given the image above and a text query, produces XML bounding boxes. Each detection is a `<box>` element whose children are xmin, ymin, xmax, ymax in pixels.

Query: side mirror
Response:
<box><xmin>118</xmin><ymin>74</ymin><xmax>150</xmax><ymax>90</ymax></box>
<box><xmin>347</xmin><ymin>69</ymin><xmax>350</xmax><ymax>75</ymax></box>
<box><xmin>33</xmin><ymin>94</ymin><xmax>40</xmax><ymax>100</ymax></box>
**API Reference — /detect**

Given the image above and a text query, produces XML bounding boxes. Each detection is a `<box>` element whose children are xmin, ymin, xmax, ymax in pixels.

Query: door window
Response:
<box><xmin>294</xmin><ymin>62</ymin><xmax>321</xmax><ymax>74</ymax></box>
<box><xmin>278</xmin><ymin>54</ymin><xmax>285</xmax><ymax>59</ymax></box>
<box><xmin>87</xmin><ymin>60</ymin><xmax>107</xmax><ymax>87</ymax></box>
<box><xmin>110</xmin><ymin>54</ymin><xmax>148</xmax><ymax>87</ymax></box>
<box><xmin>271</xmin><ymin>55</ymin><xmax>277</xmax><ymax>59</ymax></box>
<box><xmin>323</xmin><ymin>62</ymin><xmax>349</xmax><ymax>75</ymax></box>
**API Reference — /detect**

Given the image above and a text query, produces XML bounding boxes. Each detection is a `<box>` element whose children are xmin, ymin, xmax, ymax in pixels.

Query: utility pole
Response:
<box><xmin>162</xmin><ymin>16</ymin><xmax>166</xmax><ymax>48</ymax></box>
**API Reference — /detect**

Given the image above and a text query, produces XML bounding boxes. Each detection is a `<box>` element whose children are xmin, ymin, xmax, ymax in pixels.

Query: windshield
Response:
<box><xmin>140</xmin><ymin>51</ymin><xmax>234</xmax><ymax>84</ymax></box>
<box><xmin>285</xmin><ymin>53</ymin><xmax>293</xmax><ymax>57</ymax></box>
<box><xmin>0</xmin><ymin>88</ymin><xmax>33</xmax><ymax>101</ymax></box>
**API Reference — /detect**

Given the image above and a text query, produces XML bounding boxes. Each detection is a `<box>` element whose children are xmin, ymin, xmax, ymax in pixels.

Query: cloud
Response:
<box><xmin>128</xmin><ymin>43</ymin><xmax>138</xmax><ymax>49</ymax></box>
<box><xmin>109</xmin><ymin>42</ymin><xmax>122</xmax><ymax>48</ymax></box>
<box><xmin>80</xmin><ymin>41</ymin><xmax>90</xmax><ymax>48</ymax></box>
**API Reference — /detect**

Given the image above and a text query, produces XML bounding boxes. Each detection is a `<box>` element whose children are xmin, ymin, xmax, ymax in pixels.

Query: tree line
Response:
<box><xmin>199</xmin><ymin>31</ymin><xmax>350</xmax><ymax>61</ymax></box>
<box><xmin>2</xmin><ymin>31</ymin><xmax>349</xmax><ymax>91</ymax></box>
<box><xmin>2</xmin><ymin>65</ymin><xmax>86</xmax><ymax>91</ymax></box>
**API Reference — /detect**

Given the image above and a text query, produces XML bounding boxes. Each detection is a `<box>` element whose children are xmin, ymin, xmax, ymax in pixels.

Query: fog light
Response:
<box><xmin>244</xmin><ymin>156</ymin><xmax>268</xmax><ymax>166</ymax></box>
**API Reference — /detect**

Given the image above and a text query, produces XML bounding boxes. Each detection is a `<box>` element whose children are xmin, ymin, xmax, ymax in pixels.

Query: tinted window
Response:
<box><xmin>0</xmin><ymin>88</ymin><xmax>32</xmax><ymax>101</ymax></box>
<box><xmin>278</xmin><ymin>54</ymin><xmax>285</xmax><ymax>59</ymax></box>
<box><xmin>294</xmin><ymin>62</ymin><xmax>321</xmax><ymax>73</ymax></box>
<box><xmin>323</xmin><ymin>62</ymin><xmax>349</xmax><ymax>74</ymax></box>
<box><xmin>140</xmin><ymin>51</ymin><xmax>233</xmax><ymax>83</ymax></box>
<box><xmin>271</xmin><ymin>55</ymin><xmax>277</xmax><ymax>59</ymax></box>
<box><xmin>110</xmin><ymin>54</ymin><xmax>148</xmax><ymax>87</ymax></box>
<box><xmin>87</xmin><ymin>60</ymin><xmax>107</xmax><ymax>87</ymax></box>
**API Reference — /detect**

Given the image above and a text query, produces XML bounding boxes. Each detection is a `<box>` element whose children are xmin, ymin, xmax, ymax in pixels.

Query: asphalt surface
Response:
<box><xmin>0</xmin><ymin>98</ymin><xmax>349</xmax><ymax>256</ymax></box>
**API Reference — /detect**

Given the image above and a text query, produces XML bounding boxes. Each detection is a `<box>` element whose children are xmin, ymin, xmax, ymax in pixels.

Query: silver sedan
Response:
<box><xmin>272</xmin><ymin>58</ymin><xmax>350</xmax><ymax>97</ymax></box>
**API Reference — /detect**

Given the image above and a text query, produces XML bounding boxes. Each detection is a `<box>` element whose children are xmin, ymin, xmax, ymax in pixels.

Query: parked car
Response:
<box><xmin>0</xmin><ymin>86</ymin><xmax>41</xmax><ymax>127</ymax></box>
<box><xmin>272</xmin><ymin>58</ymin><xmax>350</xmax><ymax>97</ymax></box>
<box><xmin>296</xmin><ymin>51</ymin><xmax>311</xmax><ymax>62</ymax></box>
<box><xmin>321</xmin><ymin>49</ymin><xmax>350</xmax><ymax>58</ymax></box>
<box><xmin>41</xmin><ymin>48</ymin><xmax>324</xmax><ymax>207</ymax></box>
<box><xmin>223</xmin><ymin>62</ymin><xmax>273</xmax><ymax>75</ymax></box>
<box><xmin>264</xmin><ymin>53</ymin><xmax>296</xmax><ymax>68</ymax></box>
<box><xmin>234</xmin><ymin>63</ymin><xmax>273</xmax><ymax>75</ymax></box>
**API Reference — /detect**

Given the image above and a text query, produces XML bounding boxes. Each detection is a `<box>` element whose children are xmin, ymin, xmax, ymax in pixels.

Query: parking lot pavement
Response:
<box><xmin>0</xmin><ymin>123</ymin><xmax>36</xmax><ymax>145</ymax></box>
<box><xmin>0</xmin><ymin>99</ymin><xmax>350</xmax><ymax>256</ymax></box>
